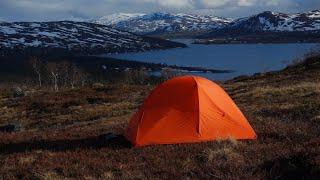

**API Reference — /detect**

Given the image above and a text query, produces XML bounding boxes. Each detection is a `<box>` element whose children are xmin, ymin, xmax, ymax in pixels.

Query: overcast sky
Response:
<box><xmin>0</xmin><ymin>0</ymin><xmax>319</xmax><ymax>21</ymax></box>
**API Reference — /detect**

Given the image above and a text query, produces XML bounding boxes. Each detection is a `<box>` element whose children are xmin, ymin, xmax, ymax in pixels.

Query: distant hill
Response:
<box><xmin>228</xmin><ymin>10</ymin><xmax>320</xmax><ymax>32</ymax></box>
<box><xmin>92</xmin><ymin>13</ymin><xmax>145</xmax><ymax>25</ymax></box>
<box><xmin>0</xmin><ymin>21</ymin><xmax>185</xmax><ymax>56</ymax></box>
<box><xmin>197</xmin><ymin>10</ymin><xmax>320</xmax><ymax>43</ymax></box>
<box><xmin>91</xmin><ymin>12</ymin><xmax>232</xmax><ymax>35</ymax></box>
<box><xmin>90</xmin><ymin>10</ymin><xmax>320</xmax><ymax>40</ymax></box>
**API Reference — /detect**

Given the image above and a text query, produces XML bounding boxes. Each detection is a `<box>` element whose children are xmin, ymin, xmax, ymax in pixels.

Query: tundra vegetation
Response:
<box><xmin>0</xmin><ymin>54</ymin><xmax>319</xmax><ymax>179</ymax></box>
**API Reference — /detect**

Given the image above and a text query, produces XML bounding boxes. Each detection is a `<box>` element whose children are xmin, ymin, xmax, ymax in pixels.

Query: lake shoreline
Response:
<box><xmin>0</xmin><ymin>54</ymin><xmax>232</xmax><ymax>83</ymax></box>
<box><xmin>77</xmin><ymin>55</ymin><xmax>233</xmax><ymax>74</ymax></box>
<box><xmin>193</xmin><ymin>39</ymin><xmax>320</xmax><ymax>45</ymax></box>
<box><xmin>107</xmin><ymin>42</ymin><xmax>319</xmax><ymax>80</ymax></box>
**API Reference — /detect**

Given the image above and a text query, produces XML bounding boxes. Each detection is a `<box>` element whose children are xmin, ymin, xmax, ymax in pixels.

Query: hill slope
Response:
<box><xmin>91</xmin><ymin>10</ymin><xmax>320</xmax><ymax>39</ymax></box>
<box><xmin>0</xmin><ymin>21</ymin><xmax>185</xmax><ymax>56</ymax></box>
<box><xmin>91</xmin><ymin>12</ymin><xmax>232</xmax><ymax>35</ymax></box>
<box><xmin>227</xmin><ymin>10</ymin><xmax>320</xmax><ymax>32</ymax></box>
<box><xmin>0</xmin><ymin>55</ymin><xmax>319</xmax><ymax>179</ymax></box>
<box><xmin>198</xmin><ymin>10</ymin><xmax>320</xmax><ymax>42</ymax></box>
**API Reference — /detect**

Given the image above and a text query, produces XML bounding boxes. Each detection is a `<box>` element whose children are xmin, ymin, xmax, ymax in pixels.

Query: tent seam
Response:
<box><xmin>200</xmin><ymin>88</ymin><xmax>249</xmax><ymax>130</ymax></box>
<box><xmin>135</xmin><ymin>110</ymin><xmax>144</xmax><ymax>146</ymax></box>
<box><xmin>192</xmin><ymin>76</ymin><xmax>201</xmax><ymax>136</ymax></box>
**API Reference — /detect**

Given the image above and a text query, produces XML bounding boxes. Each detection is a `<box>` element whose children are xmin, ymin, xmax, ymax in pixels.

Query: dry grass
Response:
<box><xmin>0</xmin><ymin>56</ymin><xmax>320</xmax><ymax>179</ymax></box>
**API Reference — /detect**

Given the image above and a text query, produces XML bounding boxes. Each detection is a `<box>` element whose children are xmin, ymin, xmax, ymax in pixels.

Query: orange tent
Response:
<box><xmin>125</xmin><ymin>76</ymin><xmax>256</xmax><ymax>147</ymax></box>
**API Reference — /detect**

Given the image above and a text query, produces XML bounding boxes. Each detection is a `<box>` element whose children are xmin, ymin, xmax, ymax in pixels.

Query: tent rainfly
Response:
<box><xmin>125</xmin><ymin>76</ymin><xmax>257</xmax><ymax>147</ymax></box>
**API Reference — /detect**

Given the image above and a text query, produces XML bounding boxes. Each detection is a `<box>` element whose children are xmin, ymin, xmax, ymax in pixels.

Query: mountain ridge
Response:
<box><xmin>227</xmin><ymin>10</ymin><xmax>320</xmax><ymax>32</ymax></box>
<box><xmin>0</xmin><ymin>21</ymin><xmax>185</xmax><ymax>56</ymax></box>
<box><xmin>91</xmin><ymin>10</ymin><xmax>320</xmax><ymax>36</ymax></box>
<box><xmin>197</xmin><ymin>9</ymin><xmax>320</xmax><ymax>42</ymax></box>
<box><xmin>91</xmin><ymin>12</ymin><xmax>232</xmax><ymax>35</ymax></box>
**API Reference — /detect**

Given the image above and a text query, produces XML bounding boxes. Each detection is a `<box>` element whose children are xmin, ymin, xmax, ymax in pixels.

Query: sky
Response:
<box><xmin>0</xmin><ymin>0</ymin><xmax>319</xmax><ymax>21</ymax></box>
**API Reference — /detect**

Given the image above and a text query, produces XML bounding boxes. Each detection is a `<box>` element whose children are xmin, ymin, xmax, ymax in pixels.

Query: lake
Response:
<box><xmin>106</xmin><ymin>40</ymin><xmax>319</xmax><ymax>80</ymax></box>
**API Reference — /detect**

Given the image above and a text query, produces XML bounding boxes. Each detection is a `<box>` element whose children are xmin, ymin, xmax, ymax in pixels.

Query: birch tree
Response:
<box><xmin>46</xmin><ymin>62</ymin><xmax>60</xmax><ymax>91</ymax></box>
<box><xmin>29</xmin><ymin>57</ymin><xmax>43</xmax><ymax>88</ymax></box>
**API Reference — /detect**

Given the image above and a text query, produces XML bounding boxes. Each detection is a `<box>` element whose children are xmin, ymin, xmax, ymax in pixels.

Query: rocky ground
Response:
<box><xmin>0</xmin><ymin>55</ymin><xmax>319</xmax><ymax>179</ymax></box>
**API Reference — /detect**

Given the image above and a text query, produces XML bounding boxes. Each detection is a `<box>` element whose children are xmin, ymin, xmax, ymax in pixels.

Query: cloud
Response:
<box><xmin>0</xmin><ymin>0</ymin><xmax>319</xmax><ymax>21</ymax></box>
<box><xmin>238</xmin><ymin>0</ymin><xmax>255</xmax><ymax>6</ymax></box>
<box><xmin>141</xmin><ymin>0</ymin><xmax>193</xmax><ymax>8</ymax></box>
<box><xmin>199</xmin><ymin>0</ymin><xmax>231</xmax><ymax>8</ymax></box>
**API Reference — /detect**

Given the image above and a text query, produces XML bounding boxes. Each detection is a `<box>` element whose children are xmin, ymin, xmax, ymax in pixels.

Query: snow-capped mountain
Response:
<box><xmin>198</xmin><ymin>10</ymin><xmax>320</xmax><ymax>41</ymax></box>
<box><xmin>91</xmin><ymin>10</ymin><xmax>320</xmax><ymax>36</ymax></box>
<box><xmin>230</xmin><ymin>10</ymin><xmax>320</xmax><ymax>32</ymax></box>
<box><xmin>92</xmin><ymin>13</ymin><xmax>145</xmax><ymax>25</ymax></box>
<box><xmin>221</xmin><ymin>10</ymin><xmax>320</xmax><ymax>32</ymax></box>
<box><xmin>92</xmin><ymin>12</ymin><xmax>232</xmax><ymax>35</ymax></box>
<box><xmin>0</xmin><ymin>21</ymin><xmax>185</xmax><ymax>55</ymax></box>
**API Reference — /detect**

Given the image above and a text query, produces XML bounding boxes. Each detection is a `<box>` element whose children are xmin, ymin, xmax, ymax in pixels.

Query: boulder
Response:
<box><xmin>12</xmin><ymin>87</ymin><xmax>25</xmax><ymax>97</ymax></box>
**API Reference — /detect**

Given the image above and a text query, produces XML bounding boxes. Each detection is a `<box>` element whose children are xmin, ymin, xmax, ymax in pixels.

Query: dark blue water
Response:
<box><xmin>106</xmin><ymin>40</ymin><xmax>319</xmax><ymax>80</ymax></box>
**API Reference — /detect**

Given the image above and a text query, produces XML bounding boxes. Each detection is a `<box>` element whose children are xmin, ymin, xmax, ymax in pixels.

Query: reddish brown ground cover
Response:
<box><xmin>0</xmin><ymin>56</ymin><xmax>319</xmax><ymax>179</ymax></box>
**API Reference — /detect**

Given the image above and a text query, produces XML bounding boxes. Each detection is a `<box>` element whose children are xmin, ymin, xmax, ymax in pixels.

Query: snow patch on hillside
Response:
<box><xmin>0</xmin><ymin>21</ymin><xmax>182</xmax><ymax>54</ymax></box>
<box><xmin>228</xmin><ymin>10</ymin><xmax>320</xmax><ymax>32</ymax></box>
<box><xmin>91</xmin><ymin>12</ymin><xmax>232</xmax><ymax>34</ymax></box>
